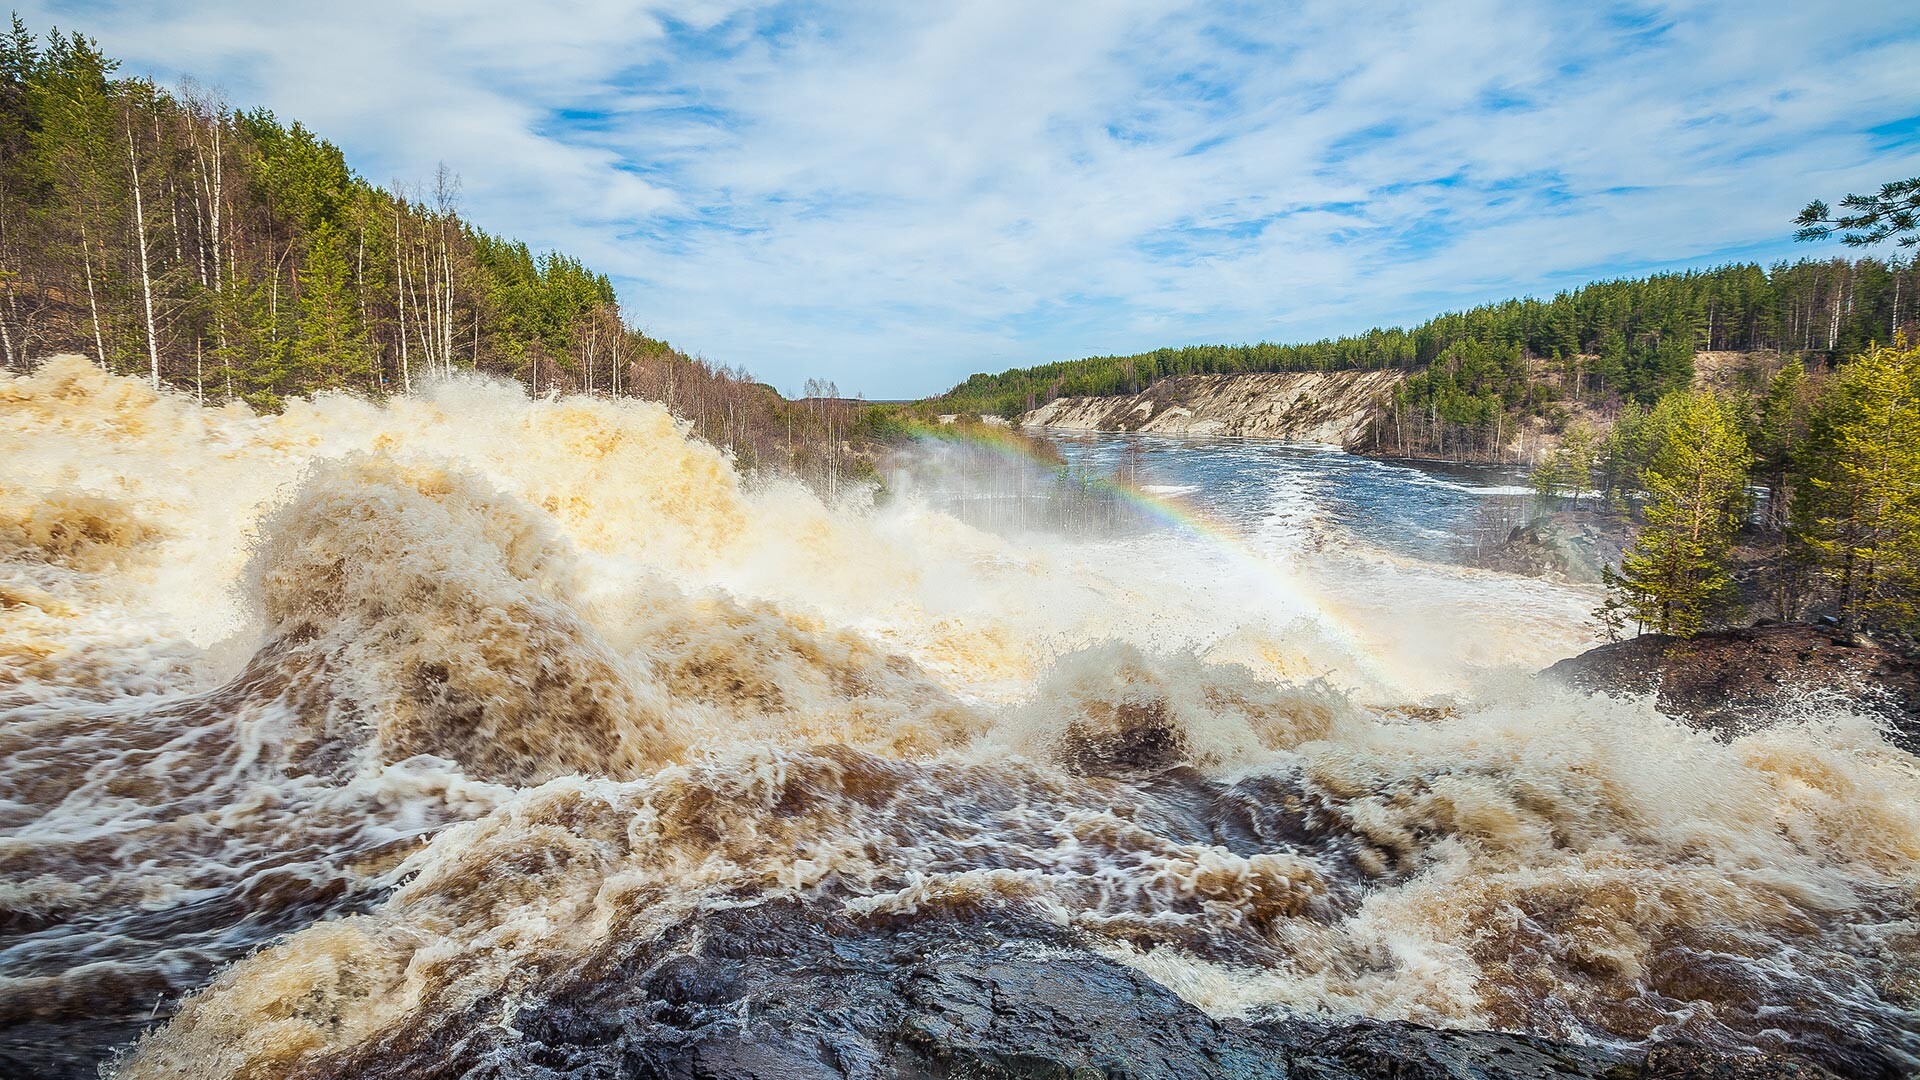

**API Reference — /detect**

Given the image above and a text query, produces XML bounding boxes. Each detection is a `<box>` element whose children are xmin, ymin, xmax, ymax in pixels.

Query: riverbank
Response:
<box><xmin>1018</xmin><ymin>369</ymin><xmax>1403</xmax><ymax>444</ymax></box>
<box><xmin>998</xmin><ymin>351</ymin><xmax>1797</xmax><ymax>468</ymax></box>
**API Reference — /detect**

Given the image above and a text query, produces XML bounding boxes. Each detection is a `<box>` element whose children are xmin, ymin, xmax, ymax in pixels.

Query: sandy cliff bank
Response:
<box><xmin>1019</xmin><ymin>369</ymin><xmax>1404</xmax><ymax>445</ymax></box>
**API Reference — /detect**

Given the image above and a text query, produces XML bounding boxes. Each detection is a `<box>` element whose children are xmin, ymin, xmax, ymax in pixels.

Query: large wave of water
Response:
<box><xmin>2</xmin><ymin>358</ymin><xmax>1915</xmax><ymax>1077</ymax></box>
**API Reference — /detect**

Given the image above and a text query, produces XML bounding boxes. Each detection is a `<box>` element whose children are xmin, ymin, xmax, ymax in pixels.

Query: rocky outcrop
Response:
<box><xmin>1544</xmin><ymin>624</ymin><xmax>1920</xmax><ymax>754</ymax></box>
<box><xmin>1019</xmin><ymin>370</ymin><xmax>1403</xmax><ymax>445</ymax></box>
<box><xmin>300</xmin><ymin>896</ymin><xmax>1860</xmax><ymax>1080</ymax></box>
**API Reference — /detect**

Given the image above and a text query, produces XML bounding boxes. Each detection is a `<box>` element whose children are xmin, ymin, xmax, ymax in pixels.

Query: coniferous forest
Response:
<box><xmin>935</xmin><ymin>257</ymin><xmax>1915</xmax><ymax>429</ymax></box>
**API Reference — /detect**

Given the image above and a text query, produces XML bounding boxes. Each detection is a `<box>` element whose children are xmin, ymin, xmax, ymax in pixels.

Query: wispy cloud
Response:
<box><xmin>26</xmin><ymin>0</ymin><xmax>1920</xmax><ymax>396</ymax></box>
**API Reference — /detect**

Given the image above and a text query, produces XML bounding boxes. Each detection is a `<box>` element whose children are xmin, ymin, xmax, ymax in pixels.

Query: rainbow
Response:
<box><xmin>901</xmin><ymin>420</ymin><xmax>1398</xmax><ymax>686</ymax></box>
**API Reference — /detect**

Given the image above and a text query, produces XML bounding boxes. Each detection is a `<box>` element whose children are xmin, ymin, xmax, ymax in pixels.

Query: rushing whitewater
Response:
<box><xmin>1</xmin><ymin>357</ymin><xmax>1916</xmax><ymax>1078</ymax></box>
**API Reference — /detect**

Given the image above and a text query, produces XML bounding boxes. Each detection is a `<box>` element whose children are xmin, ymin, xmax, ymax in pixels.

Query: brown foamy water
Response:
<box><xmin>1</xmin><ymin>357</ymin><xmax>1915</xmax><ymax>1077</ymax></box>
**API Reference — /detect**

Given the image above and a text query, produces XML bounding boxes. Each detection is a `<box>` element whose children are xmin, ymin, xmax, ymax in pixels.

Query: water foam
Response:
<box><xmin>0</xmin><ymin>358</ymin><xmax>1913</xmax><ymax>1077</ymax></box>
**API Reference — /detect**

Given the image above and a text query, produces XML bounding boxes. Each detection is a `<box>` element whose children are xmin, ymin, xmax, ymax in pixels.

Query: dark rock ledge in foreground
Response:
<box><xmin>313</xmin><ymin>899</ymin><xmax>1863</xmax><ymax>1080</ymax></box>
<box><xmin>1543</xmin><ymin>623</ymin><xmax>1920</xmax><ymax>754</ymax></box>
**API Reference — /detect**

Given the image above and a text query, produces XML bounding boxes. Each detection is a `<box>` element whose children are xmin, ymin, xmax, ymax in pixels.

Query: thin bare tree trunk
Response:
<box><xmin>80</xmin><ymin>227</ymin><xmax>106</xmax><ymax>366</ymax></box>
<box><xmin>0</xmin><ymin>183</ymin><xmax>16</xmax><ymax>369</ymax></box>
<box><xmin>392</xmin><ymin>198</ymin><xmax>410</xmax><ymax>393</ymax></box>
<box><xmin>189</xmin><ymin>167</ymin><xmax>208</xmax><ymax>289</ymax></box>
<box><xmin>584</xmin><ymin>320</ymin><xmax>596</xmax><ymax>394</ymax></box>
<box><xmin>1893</xmin><ymin>259</ymin><xmax>1903</xmax><ymax>345</ymax></box>
<box><xmin>417</xmin><ymin>213</ymin><xmax>438</xmax><ymax>375</ymax></box>
<box><xmin>432</xmin><ymin>165</ymin><xmax>459</xmax><ymax>374</ymax></box>
<box><xmin>127</xmin><ymin>118</ymin><xmax>163</xmax><ymax>389</ymax></box>
<box><xmin>1828</xmin><ymin>265</ymin><xmax>1847</xmax><ymax>351</ymax></box>
<box><xmin>356</xmin><ymin>201</ymin><xmax>373</xmax><ymax>389</ymax></box>
<box><xmin>208</xmin><ymin>114</ymin><xmax>222</xmax><ymax>292</ymax></box>
<box><xmin>192</xmin><ymin>104</ymin><xmax>227</xmax><ymax>374</ymax></box>
<box><xmin>441</xmin><ymin>232</ymin><xmax>453</xmax><ymax>371</ymax></box>
<box><xmin>0</xmin><ymin>190</ymin><xmax>14</xmax><ymax>368</ymax></box>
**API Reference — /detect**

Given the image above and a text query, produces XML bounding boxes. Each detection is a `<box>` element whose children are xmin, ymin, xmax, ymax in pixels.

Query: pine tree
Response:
<box><xmin>1603</xmin><ymin>389</ymin><xmax>1750</xmax><ymax>635</ymax></box>
<box><xmin>1797</xmin><ymin>178</ymin><xmax>1920</xmax><ymax>250</ymax></box>
<box><xmin>1794</xmin><ymin>342</ymin><xmax>1920</xmax><ymax>629</ymax></box>
<box><xmin>27</xmin><ymin>29</ymin><xmax>122</xmax><ymax>370</ymax></box>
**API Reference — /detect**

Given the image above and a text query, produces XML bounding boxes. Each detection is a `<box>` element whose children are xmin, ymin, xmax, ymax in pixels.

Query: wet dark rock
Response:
<box><xmin>318</xmin><ymin>898</ymin><xmax>1865</xmax><ymax>1080</ymax></box>
<box><xmin>1276</xmin><ymin>1017</ymin><xmax>1636</xmax><ymax>1079</ymax></box>
<box><xmin>1543</xmin><ymin>624</ymin><xmax>1920</xmax><ymax>754</ymax></box>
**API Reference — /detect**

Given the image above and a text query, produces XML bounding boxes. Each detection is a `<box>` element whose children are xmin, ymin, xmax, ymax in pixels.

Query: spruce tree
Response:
<box><xmin>1797</xmin><ymin>178</ymin><xmax>1920</xmax><ymax>249</ymax></box>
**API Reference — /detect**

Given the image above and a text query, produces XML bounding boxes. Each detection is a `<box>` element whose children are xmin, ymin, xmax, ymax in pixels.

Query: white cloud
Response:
<box><xmin>26</xmin><ymin>0</ymin><xmax>1920</xmax><ymax>395</ymax></box>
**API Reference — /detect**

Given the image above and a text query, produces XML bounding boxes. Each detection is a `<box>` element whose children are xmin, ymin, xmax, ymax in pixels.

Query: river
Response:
<box><xmin>1042</xmin><ymin>432</ymin><xmax>1537</xmax><ymax>561</ymax></box>
<box><xmin>3</xmin><ymin>359</ymin><xmax>1916</xmax><ymax>1079</ymax></box>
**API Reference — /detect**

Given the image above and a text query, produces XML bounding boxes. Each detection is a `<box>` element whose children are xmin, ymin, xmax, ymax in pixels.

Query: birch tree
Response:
<box><xmin>126</xmin><ymin>107</ymin><xmax>162</xmax><ymax>387</ymax></box>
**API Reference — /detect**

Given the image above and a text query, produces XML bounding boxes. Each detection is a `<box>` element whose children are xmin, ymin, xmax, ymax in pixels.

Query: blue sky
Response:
<box><xmin>25</xmin><ymin>0</ymin><xmax>1920</xmax><ymax>397</ymax></box>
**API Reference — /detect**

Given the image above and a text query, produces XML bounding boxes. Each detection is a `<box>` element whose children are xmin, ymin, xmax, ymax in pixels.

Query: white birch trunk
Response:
<box><xmin>419</xmin><ymin>214</ymin><xmax>438</xmax><ymax>376</ymax></box>
<box><xmin>441</xmin><ymin>225</ymin><xmax>453</xmax><ymax>371</ymax></box>
<box><xmin>356</xmin><ymin>207</ymin><xmax>372</xmax><ymax>389</ymax></box>
<box><xmin>81</xmin><ymin>228</ymin><xmax>106</xmax><ymax>367</ymax></box>
<box><xmin>585</xmin><ymin>321</ymin><xmax>596</xmax><ymax>394</ymax></box>
<box><xmin>393</xmin><ymin>200</ymin><xmax>410</xmax><ymax>393</ymax></box>
<box><xmin>1893</xmin><ymin>260</ymin><xmax>1903</xmax><ymax>345</ymax></box>
<box><xmin>127</xmin><ymin>119</ymin><xmax>163</xmax><ymax>389</ymax></box>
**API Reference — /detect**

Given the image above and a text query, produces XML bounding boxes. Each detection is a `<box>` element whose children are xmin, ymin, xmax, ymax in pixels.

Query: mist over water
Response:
<box><xmin>2</xmin><ymin>358</ymin><xmax>1917</xmax><ymax>1078</ymax></box>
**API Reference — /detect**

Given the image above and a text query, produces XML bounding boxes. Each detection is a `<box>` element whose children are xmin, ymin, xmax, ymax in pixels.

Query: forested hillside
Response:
<box><xmin>0</xmin><ymin>19</ymin><xmax>899</xmax><ymax>484</ymax></box>
<box><xmin>936</xmin><ymin>258</ymin><xmax>1914</xmax><ymax>458</ymax></box>
<box><xmin>0</xmin><ymin>22</ymin><xmax>628</xmax><ymax>401</ymax></box>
